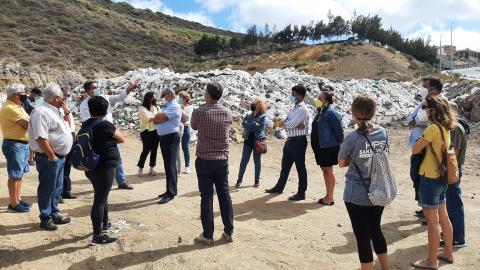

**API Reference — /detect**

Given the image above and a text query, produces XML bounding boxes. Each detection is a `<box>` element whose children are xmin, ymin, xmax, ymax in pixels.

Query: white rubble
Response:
<box><xmin>72</xmin><ymin>68</ymin><xmax>424</xmax><ymax>138</ymax></box>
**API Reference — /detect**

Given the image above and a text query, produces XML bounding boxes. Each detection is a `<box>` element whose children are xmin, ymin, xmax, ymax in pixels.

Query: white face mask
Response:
<box><xmin>419</xmin><ymin>88</ymin><xmax>428</xmax><ymax>99</ymax></box>
<box><xmin>417</xmin><ymin>109</ymin><xmax>429</xmax><ymax>122</ymax></box>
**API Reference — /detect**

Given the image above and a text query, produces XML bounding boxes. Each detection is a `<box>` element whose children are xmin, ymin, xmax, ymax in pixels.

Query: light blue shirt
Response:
<box><xmin>156</xmin><ymin>101</ymin><xmax>181</xmax><ymax>136</ymax></box>
<box><xmin>406</xmin><ymin>102</ymin><xmax>429</xmax><ymax>147</ymax></box>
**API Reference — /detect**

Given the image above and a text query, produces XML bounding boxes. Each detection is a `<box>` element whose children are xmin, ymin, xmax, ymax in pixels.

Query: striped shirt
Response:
<box><xmin>191</xmin><ymin>102</ymin><xmax>232</xmax><ymax>160</ymax></box>
<box><xmin>284</xmin><ymin>101</ymin><xmax>310</xmax><ymax>137</ymax></box>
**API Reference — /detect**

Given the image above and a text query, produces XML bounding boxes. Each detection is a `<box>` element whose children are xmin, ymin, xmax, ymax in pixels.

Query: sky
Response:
<box><xmin>112</xmin><ymin>0</ymin><xmax>480</xmax><ymax>51</ymax></box>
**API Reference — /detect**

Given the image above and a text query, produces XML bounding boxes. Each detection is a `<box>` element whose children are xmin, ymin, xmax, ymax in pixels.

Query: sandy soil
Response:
<box><xmin>0</xmin><ymin>127</ymin><xmax>479</xmax><ymax>270</ymax></box>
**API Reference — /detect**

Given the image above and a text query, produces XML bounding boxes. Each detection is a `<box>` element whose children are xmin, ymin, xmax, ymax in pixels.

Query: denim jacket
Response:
<box><xmin>242</xmin><ymin>113</ymin><xmax>268</xmax><ymax>140</ymax></box>
<box><xmin>315</xmin><ymin>105</ymin><xmax>344</xmax><ymax>148</ymax></box>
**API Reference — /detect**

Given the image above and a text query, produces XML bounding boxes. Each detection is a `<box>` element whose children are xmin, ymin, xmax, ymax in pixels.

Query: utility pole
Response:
<box><xmin>439</xmin><ymin>35</ymin><xmax>442</xmax><ymax>72</ymax></box>
<box><xmin>450</xmin><ymin>22</ymin><xmax>454</xmax><ymax>73</ymax></box>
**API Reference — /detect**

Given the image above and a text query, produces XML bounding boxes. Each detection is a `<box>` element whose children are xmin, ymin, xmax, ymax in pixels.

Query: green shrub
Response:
<box><xmin>317</xmin><ymin>54</ymin><xmax>334</xmax><ymax>62</ymax></box>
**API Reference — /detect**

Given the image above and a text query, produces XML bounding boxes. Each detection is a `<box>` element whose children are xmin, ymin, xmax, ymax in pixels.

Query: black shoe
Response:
<box><xmin>159</xmin><ymin>195</ymin><xmax>174</xmax><ymax>204</ymax></box>
<box><xmin>158</xmin><ymin>192</ymin><xmax>169</xmax><ymax>198</ymax></box>
<box><xmin>415</xmin><ymin>210</ymin><xmax>424</xmax><ymax>217</ymax></box>
<box><xmin>40</xmin><ymin>219</ymin><xmax>58</xmax><ymax>231</ymax></box>
<box><xmin>102</xmin><ymin>220</ymin><xmax>112</xmax><ymax>232</ymax></box>
<box><xmin>265</xmin><ymin>188</ymin><xmax>282</xmax><ymax>194</ymax></box>
<box><xmin>254</xmin><ymin>181</ymin><xmax>260</xmax><ymax>188</ymax></box>
<box><xmin>118</xmin><ymin>183</ymin><xmax>134</xmax><ymax>190</ymax></box>
<box><xmin>92</xmin><ymin>233</ymin><xmax>117</xmax><ymax>245</ymax></box>
<box><xmin>59</xmin><ymin>199</ymin><xmax>65</xmax><ymax>204</ymax></box>
<box><xmin>52</xmin><ymin>215</ymin><xmax>71</xmax><ymax>225</ymax></box>
<box><xmin>288</xmin><ymin>193</ymin><xmax>305</xmax><ymax>201</ymax></box>
<box><xmin>62</xmin><ymin>193</ymin><xmax>77</xmax><ymax>199</ymax></box>
<box><xmin>440</xmin><ymin>240</ymin><xmax>466</xmax><ymax>248</ymax></box>
<box><xmin>421</xmin><ymin>220</ymin><xmax>427</xmax><ymax>226</ymax></box>
<box><xmin>235</xmin><ymin>181</ymin><xmax>243</xmax><ymax>188</ymax></box>
<box><xmin>19</xmin><ymin>200</ymin><xmax>32</xmax><ymax>208</ymax></box>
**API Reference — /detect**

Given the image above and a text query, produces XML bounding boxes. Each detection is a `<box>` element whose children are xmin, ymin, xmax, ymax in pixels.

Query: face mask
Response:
<box><xmin>94</xmin><ymin>88</ymin><xmax>102</xmax><ymax>96</ymax></box>
<box><xmin>419</xmin><ymin>88</ymin><xmax>428</xmax><ymax>99</ymax></box>
<box><xmin>177</xmin><ymin>98</ymin><xmax>183</xmax><ymax>105</ymax></box>
<box><xmin>417</xmin><ymin>109</ymin><xmax>429</xmax><ymax>122</ymax></box>
<box><xmin>19</xmin><ymin>94</ymin><xmax>28</xmax><ymax>103</ymax></box>
<box><xmin>314</xmin><ymin>99</ymin><xmax>323</xmax><ymax>108</ymax></box>
<box><xmin>289</xmin><ymin>96</ymin><xmax>297</xmax><ymax>103</ymax></box>
<box><xmin>35</xmin><ymin>96</ymin><xmax>44</xmax><ymax>105</ymax></box>
<box><xmin>250</xmin><ymin>104</ymin><xmax>256</xmax><ymax>112</ymax></box>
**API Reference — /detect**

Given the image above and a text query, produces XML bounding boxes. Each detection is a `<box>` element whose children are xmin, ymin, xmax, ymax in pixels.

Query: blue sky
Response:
<box><xmin>113</xmin><ymin>0</ymin><xmax>480</xmax><ymax>51</ymax></box>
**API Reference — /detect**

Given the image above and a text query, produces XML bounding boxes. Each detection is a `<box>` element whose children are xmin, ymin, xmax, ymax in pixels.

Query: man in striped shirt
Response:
<box><xmin>191</xmin><ymin>82</ymin><xmax>234</xmax><ymax>245</ymax></box>
<box><xmin>266</xmin><ymin>84</ymin><xmax>310</xmax><ymax>201</ymax></box>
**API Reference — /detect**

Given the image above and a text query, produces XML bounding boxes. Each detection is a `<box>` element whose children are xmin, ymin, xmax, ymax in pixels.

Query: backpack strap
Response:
<box><xmin>349</xmin><ymin>134</ymin><xmax>371</xmax><ymax>190</ymax></box>
<box><xmin>428</xmin><ymin>123</ymin><xmax>446</xmax><ymax>170</ymax></box>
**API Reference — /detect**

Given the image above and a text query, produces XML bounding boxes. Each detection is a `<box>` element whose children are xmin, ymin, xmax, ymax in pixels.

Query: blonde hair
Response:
<box><xmin>178</xmin><ymin>91</ymin><xmax>191</xmax><ymax>105</ymax></box>
<box><xmin>351</xmin><ymin>95</ymin><xmax>377</xmax><ymax>135</ymax></box>
<box><xmin>425</xmin><ymin>95</ymin><xmax>457</xmax><ymax>130</ymax></box>
<box><xmin>252</xmin><ymin>96</ymin><xmax>268</xmax><ymax>115</ymax></box>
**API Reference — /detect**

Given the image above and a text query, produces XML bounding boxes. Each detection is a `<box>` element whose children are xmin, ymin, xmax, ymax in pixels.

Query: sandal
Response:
<box><xmin>411</xmin><ymin>259</ymin><xmax>438</xmax><ymax>270</ymax></box>
<box><xmin>318</xmin><ymin>198</ymin><xmax>334</xmax><ymax>206</ymax></box>
<box><xmin>437</xmin><ymin>255</ymin><xmax>454</xmax><ymax>264</ymax></box>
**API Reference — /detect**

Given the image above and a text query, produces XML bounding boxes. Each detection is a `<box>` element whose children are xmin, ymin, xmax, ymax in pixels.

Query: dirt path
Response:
<box><xmin>0</xmin><ymin>128</ymin><xmax>479</xmax><ymax>270</ymax></box>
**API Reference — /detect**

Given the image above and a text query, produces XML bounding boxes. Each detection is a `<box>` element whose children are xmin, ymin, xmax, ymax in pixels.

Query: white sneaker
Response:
<box><xmin>221</xmin><ymin>232</ymin><xmax>234</xmax><ymax>243</ymax></box>
<box><xmin>149</xmin><ymin>167</ymin><xmax>157</xmax><ymax>176</ymax></box>
<box><xmin>185</xmin><ymin>167</ymin><xmax>190</xmax><ymax>174</ymax></box>
<box><xmin>137</xmin><ymin>168</ymin><xmax>144</xmax><ymax>177</ymax></box>
<box><xmin>194</xmin><ymin>233</ymin><xmax>213</xmax><ymax>245</ymax></box>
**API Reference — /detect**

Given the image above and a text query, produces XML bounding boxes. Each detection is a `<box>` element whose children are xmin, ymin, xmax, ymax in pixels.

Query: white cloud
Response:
<box><xmin>409</xmin><ymin>26</ymin><xmax>480</xmax><ymax>51</ymax></box>
<box><xmin>113</xmin><ymin>0</ymin><xmax>214</xmax><ymax>26</ymax></box>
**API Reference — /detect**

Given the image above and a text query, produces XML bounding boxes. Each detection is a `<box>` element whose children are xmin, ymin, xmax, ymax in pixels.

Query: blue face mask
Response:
<box><xmin>35</xmin><ymin>96</ymin><xmax>44</xmax><ymax>105</ymax></box>
<box><xmin>289</xmin><ymin>95</ymin><xmax>297</xmax><ymax>103</ymax></box>
<box><xmin>177</xmin><ymin>98</ymin><xmax>183</xmax><ymax>105</ymax></box>
<box><xmin>94</xmin><ymin>88</ymin><xmax>102</xmax><ymax>96</ymax></box>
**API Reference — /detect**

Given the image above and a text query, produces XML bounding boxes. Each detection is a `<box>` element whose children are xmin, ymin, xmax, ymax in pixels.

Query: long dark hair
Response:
<box><xmin>142</xmin><ymin>91</ymin><xmax>156</xmax><ymax>110</ymax></box>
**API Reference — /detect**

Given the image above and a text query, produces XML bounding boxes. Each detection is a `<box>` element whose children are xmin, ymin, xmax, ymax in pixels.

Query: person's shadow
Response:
<box><xmin>232</xmin><ymin>194</ymin><xmax>319</xmax><ymax>221</ymax></box>
<box><xmin>66</xmin><ymin>241</ymin><xmax>227</xmax><ymax>270</ymax></box>
<box><xmin>0</xmin><ymin>161</ymin><xmax>6</xmax><ymax>169</ymax></box>
<box><xmin>63</xmin><ymin>197</ymin><xmax>159</xmax><ymax>219</ymax></box>
<box><xmin>0</xmin><ymin>234</ymin><xmax>91</xmax><ymax>268</ymax></box>
<box><xmin>74</xmin><ymin>173</ymin><xmax>166</xmax><ymax>186</ymax></box>
<box><xmin>329</xmin><ymin>219</ymin><xmax>427</xmax><ymax>255</ymax></box>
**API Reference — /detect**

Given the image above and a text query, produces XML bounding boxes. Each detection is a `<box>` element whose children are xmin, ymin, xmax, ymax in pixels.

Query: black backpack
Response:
<box><xmin>457</xmin><ymin>118</ymin><xmax>470</xmax><ymax>136</ymax></box>
<box><xmin>70</xmin><ymin>120</ymin><xmax>103</xmax><ymax>171</ymax></box>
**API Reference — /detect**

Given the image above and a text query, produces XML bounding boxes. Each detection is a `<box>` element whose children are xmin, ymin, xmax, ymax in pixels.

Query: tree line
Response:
<box><xmin>193</xmin><ymin>12</ymin><xmax>437</xmax><ymax>64</ymax></box>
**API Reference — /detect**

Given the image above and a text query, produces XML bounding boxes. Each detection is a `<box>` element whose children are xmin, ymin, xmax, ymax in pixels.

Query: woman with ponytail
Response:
<box><xmin>411</xmin><ymin>95</ymin><xmax>456</xmax><ymax>269</ymax></box>
<box><xmin>338</xmin><ymin>95</ymin><xmax>389</xmax><ymax>270</ymax></box>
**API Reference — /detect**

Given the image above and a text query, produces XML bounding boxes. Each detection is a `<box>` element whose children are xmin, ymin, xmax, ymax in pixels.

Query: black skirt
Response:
<box><xmin>313</xmin><ymin>145</ymin><xmax>340</xmax><ymax>167</ymax></box>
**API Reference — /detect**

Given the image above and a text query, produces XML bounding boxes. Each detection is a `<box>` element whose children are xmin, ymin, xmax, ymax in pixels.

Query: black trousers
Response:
<box><xmin>274</xmin><ymin>137</ymin><xmax>308</xmax><ymax>195</ymax></box>
<box><xmin>137</xmin><ymin>130</ymin><xmax>160</xmax><ymax>169</ymax></box>
<box><xmin>196</xmin><ymin>158</ymin><xmax>234</xmax><ymax>239</ymax></box>
<box><xmin>345</xmin><ymin>201</ymin><xmax>387</xmax><ymax>263</ymax></box>
<box><xmin>160</xmin><ymin>132</ymin><xmax>180</xmax><ymax>197</ymax></box>
<box><xmin>85</xmin><ymin>167</ymin><xmax>115</xmax><ymax>236</ymax></box>
<box><xmin>62</xmin><ymin>152</ymin><xmax>72</xmax><ymax>195</ymax></box>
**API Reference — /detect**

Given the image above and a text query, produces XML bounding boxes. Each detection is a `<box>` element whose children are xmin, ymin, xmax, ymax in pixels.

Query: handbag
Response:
<box><xmin>429</xmin><ymin>124</ymin><xmax>459</xmax><ymax>185</ymax></box>
<box><xmin>255</xmin><ymin>139</ymin><xmax>267</xmax><ymax>154</ymax></box>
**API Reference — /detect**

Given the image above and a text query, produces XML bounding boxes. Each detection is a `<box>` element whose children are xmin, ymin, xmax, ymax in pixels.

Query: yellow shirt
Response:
<box><xmin>139</xmin><ymin>106</ymin><xmax>158</xmax><ymax>132</ymax></box>
<box><xmin>0</xmin><ymin>99</ymin><xmax>29</xmax><ymax>142</ymax></box>
<box><xmin>419</xmin><ymin>124</ymin><xmax>451</xmax><ymax>179</ymax></box>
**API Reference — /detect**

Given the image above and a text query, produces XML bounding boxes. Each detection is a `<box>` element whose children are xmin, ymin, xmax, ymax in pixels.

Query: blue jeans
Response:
<box><xmin>2</xmin><ymin>140</ymin><xmax>29</xmax><ymax>179</ymax></box>
<box><xmin>237</xmin><ymin>143</ymin><xmax>261</xmax><ymax>183</ymax></box>
<box><xmin>181</xmin><ymin>126</ymin><xmax>191</xmax><ymax>167</ymax></box>
<box><xmin>418</xmin><ymin>175</ymin><xmax>447</xmax><ymax>209</ymax></box>
<box><xmin>115</xmin><ymin>144</ymin><xmax>126</xmax><ymax>185</ymax></box>
<box><xmin>446</xmin><ymin>166</ymin><xmax>465</xmax><ymax>243</ymax></box>
<box><xmin>35</xmin><ymin>154</ymin><xmax>65</xmax><ymax>222</ymax></box>
<box><xmin>196</xmin><ymin>158</ymin><xmax>234</xmax><ymax>239</ymax></box>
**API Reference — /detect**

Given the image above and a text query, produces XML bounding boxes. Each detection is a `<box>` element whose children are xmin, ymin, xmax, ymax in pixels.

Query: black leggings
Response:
<box><xmin>137</xmin><ymin>130</ymin><xmax>160</xmax><ymax>168</ymax></box>
<box><xmin>86</xmin><ymin>168</ymin><xmax>115</xmax><ymax>235</ymax></box>
<box><xmin>345</xmin><ymin>202</ymin><xmax>387</xmax><ymax>263</ymax></box>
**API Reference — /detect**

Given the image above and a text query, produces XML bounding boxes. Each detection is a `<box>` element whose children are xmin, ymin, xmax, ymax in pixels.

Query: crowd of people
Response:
<box><xmin>0</xmin><ymin>76</ymin><xmax>468</xmax><ymax>268</ymax></box>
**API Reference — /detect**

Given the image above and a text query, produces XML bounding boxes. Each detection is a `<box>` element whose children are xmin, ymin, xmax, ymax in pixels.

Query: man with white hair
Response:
<box><xmin>29</xmin><ymin>82</ymin><xmax>73</xmax><ymax>231</ymax></box>
<box><xmin>0</xmin><ymin>83</ymin><xmax>32</xmax><ymax>213</ymax></box>
<box><xmin>79</xmin><ymin>79</ymin><xmax>140</xmax><ymax>190</ymax></box>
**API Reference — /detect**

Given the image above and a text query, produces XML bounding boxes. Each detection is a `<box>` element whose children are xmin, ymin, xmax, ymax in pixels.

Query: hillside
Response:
<box><xmin>0</xmin><ymin>0</ymin><xmax>239</xmax><ymax>77</ymax></box>
<box><xmin>0</xmin><ymin>0</ymin><xmax>434</xmax><ymax>88</ymax></box>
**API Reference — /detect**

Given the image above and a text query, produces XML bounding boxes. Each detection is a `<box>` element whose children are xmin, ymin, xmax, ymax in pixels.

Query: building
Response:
<box><xmin>438</xmin><ymin>45</ymin><xmax>456</xmax><ymax>56</ymax></box>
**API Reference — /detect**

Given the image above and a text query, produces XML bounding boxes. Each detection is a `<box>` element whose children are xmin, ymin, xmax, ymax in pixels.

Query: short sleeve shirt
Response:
<box><xmin>419</xmin><ymin>124</ymin><xmax>451</xmax><ymax>179</ymax></box>
<box><xmin>156</xmin><ymin>101</ymin><xmax>181</xmax><ymax>136</ymax></box>
<box><xmin>450</xmin><ymin>124</ymin><xmax>467</xmax><ymax>165</ymax></box>
<box><xmin>0</xmin><ymin>100</ymin><xmax>29</xmax><ymax>141</ymax></box>
<box><xmin>338</xmin><ymin>125</ymin><xmax>389</xmax><ymax>206</ymax></box>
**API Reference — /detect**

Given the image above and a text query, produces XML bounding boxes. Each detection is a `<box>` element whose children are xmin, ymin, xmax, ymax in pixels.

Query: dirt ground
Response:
<box><xmin>0</xmin><ymin>127</ymin><xmax>479</xmax><ymax>270</ymax></box>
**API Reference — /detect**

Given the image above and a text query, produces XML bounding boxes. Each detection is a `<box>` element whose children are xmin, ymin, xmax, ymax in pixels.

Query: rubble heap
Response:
<box><xmin>72</xmin><ymin>68</ymin><xmax>424</xmax><ymax>138</ymax></box>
